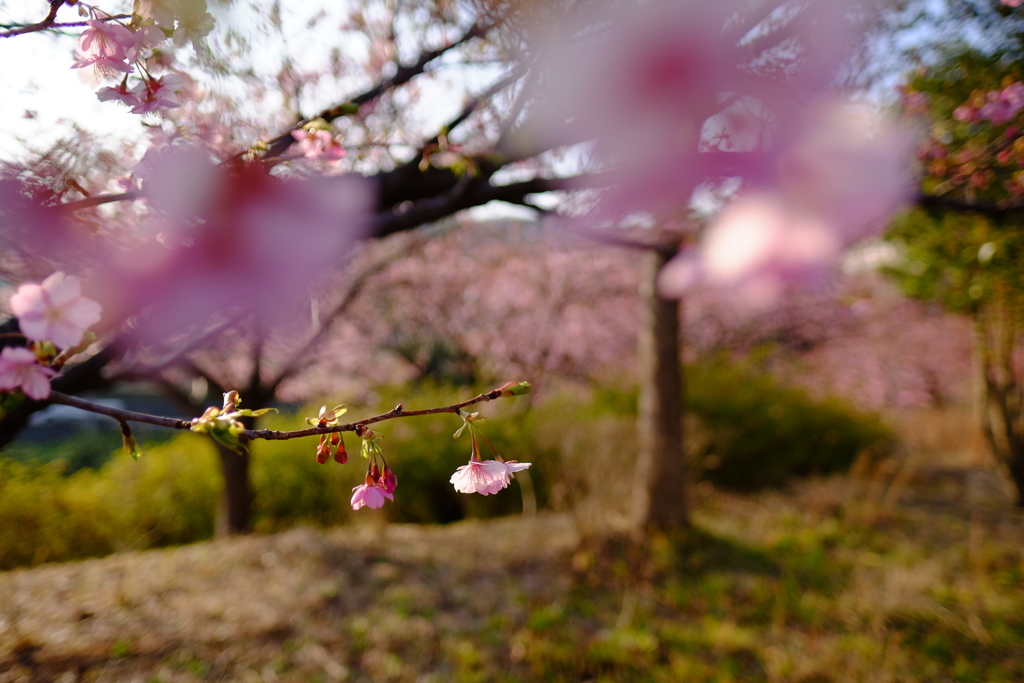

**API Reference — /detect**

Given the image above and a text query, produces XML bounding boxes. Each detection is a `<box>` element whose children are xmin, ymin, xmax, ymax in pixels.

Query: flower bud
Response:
<box><xmin>333</xmin><ymin>433</ymin><xmax>348</xmax><ymax>464</ymax></box>
<box><xmin>497</xmin><ymin>381</ymin><xmax>533</xmax><ymax>397</ymax></box>
<box><xmin>315</xmin><ymin>436</ymin><xmax>331</xmax><ymax>464</ymax></box>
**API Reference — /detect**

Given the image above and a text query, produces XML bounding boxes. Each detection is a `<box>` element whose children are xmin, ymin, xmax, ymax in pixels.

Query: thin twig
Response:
<box><xmin>246</xmin><ymin>387</ymin><xmax>507</xmax><ymax>441</ymax></box>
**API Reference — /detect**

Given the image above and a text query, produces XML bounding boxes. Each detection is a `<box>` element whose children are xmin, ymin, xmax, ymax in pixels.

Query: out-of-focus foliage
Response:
<box><xmin>687</xmin><ymin>359</ymin><xmax>894</xmax><ymax>489</ymax></box>
<box><xmin>891</xmin><ymin>48</ymin><xmax>1024</xmax><ymax>313</ymax></box>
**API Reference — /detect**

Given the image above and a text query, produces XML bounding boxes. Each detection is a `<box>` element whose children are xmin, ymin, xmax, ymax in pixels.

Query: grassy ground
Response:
<box><xmin>0</xmin><ymin>465</ymin><xmax>1021</xmax><ymax>683</ymax></box>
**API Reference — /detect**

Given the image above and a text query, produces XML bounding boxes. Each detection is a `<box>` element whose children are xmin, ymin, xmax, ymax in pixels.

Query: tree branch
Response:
<box><xmin>42</xmin><ymin>384</ymin><xmax>524</xmax><ymax>444</ymax></box>
<box><xmin>916</xmin><ymin>193</ymin><xmax>1024</xmax><ymax>216</ymax></box>
<box><xmin>0</xmin><ymin>0</ymin><xmax>65</xmax><ymax>39</ymax></box>
<box><xmin>48</xmin><ymin>391</ymin><xmax>192</xmax><ymax>430</ymax></box>
<box><xmin>253</xmin><ymin>20</ymin><xmax>498</xmax><ymax>163</ymax></box>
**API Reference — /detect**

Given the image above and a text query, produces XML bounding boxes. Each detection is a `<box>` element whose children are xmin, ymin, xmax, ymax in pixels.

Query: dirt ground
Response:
<box><xmin>1</xmin><ymin>465</ymin><xmax>1022</xmax><ymax>683</ymax></box>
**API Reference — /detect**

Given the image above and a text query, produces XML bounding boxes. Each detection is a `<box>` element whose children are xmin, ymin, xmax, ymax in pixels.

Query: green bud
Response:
<box><xmin>497</xmin><ymin>381</ymin><xmax>533</xmax><ymax>397</ymax></box>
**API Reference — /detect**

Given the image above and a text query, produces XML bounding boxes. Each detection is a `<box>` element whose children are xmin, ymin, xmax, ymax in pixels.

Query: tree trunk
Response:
<box><xmin>216</xmin><ymin>443</ymin><xmax>253</xmax><ymax>535</ymax></box>
<box><xmin>973</xmin><ymin>302</ymin><xmax>1024</xmax><ymax>506</ymax></box>
<box><xmin>631</xmin><ymin>250</ymin><xmax>688</xmax><ymax>532</ymax></box>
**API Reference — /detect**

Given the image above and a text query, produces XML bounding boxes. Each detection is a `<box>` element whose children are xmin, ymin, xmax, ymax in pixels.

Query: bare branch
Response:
<box><xmin>48</xmin><ymin>391</ymin><xmax>193</xmax><ymax>430</ymax></box>
<box><xmin>253</xmin><ymin>21</ymin><xmax>499</xmax><ymax>163</ymax></box>
<box><xmin>0</xmin><ymin>0</ymin><xmax>64</xmax><ymax>39</ymax></box>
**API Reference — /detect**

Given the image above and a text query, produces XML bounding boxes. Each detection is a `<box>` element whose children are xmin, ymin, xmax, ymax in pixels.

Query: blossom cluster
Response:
<box><xmin>953</xmin><ymin>82</ymin><xmax>1024</xmax><ymax>125</ymax></box>
<box><xmin>71</xmin><ymin>0</ymin><xmax>214</xmax><ymax>114</ymax></box>
<box><xmin>0</xmin><ymin>273</ymin><xmax>102</xmax><ymax>401</ymax></box>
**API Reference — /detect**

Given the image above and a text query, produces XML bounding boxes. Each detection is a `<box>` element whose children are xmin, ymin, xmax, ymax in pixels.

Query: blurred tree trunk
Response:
<box><xmin>974</xmin><ymin>297</ymin><xmax>1024</xmax><ymax>506</ymax></box>
<box><xmin>216</xmin><ymin>442</ymin><xmax>252</xmax><ymax>535</ymax></box>
<box><xmin>631</xmin><ymin>250</ymin><xmax>688</xmax><ymax>532</ymax></box>
<box><xmin>157</xmin><ymin>377</ymin><xmax>259</xmax><ymax>535</ymax></box>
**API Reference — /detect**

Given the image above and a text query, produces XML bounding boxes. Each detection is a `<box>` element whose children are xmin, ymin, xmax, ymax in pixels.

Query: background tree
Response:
<box><xmin>892</xmin><ymin>38</ymin><xmax>1024</xmax><ymax>502</ymax></box>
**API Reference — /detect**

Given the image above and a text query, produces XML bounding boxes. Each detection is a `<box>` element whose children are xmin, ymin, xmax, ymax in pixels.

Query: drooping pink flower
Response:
<box><xmin>129</xmin><ymin>74</ymin><xmax>185</xmax><ymax>114</ymax></box>
<box><xmin>97</xmin><ymin>81</ymin><xmax>144</xmax><ymax>109</ymax></box>
<box><xmin>10</xmin><ymin>272</ymin><xmax>102</xmax><ymax>350</ymax></box>
<box><xmin>450</xmin><ymin>459</ymin><xmax>531</xmax><ymax>495</ymax></box>
<box><xmin>381</xmin><ymin>466</ymin><xmax>398</xmax><ymax>494</ymax></box>
<box><xmin>0</xmin><ymin>347</ymin><xmax>57</xmax><ymax>400</ymax></box>
<box><xmin>350</xmin><ymin>482</ymin><xmax>393</xmax><ymax>510</ymax></box>
<box><xmin>291</xmin><ymin>129</ymin><xmax>346</xmax><ymax>161</ymax></box>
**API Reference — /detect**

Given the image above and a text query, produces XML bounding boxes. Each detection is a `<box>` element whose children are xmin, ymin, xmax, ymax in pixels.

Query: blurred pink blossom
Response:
<box><xmin>660</xmin><ymin>195</ymin><xmax>840</xmax><ymax>309</ymax></box>
<box><xmin>450</xmin><ymin>459</ymin><xmax>530</xmax><ymax>495</ymax></box>
<box><xmin>953</xmin><ymin>105</ymin><xmax>977</xmax><ymax>123</ymax></box>
<box><xmin>978</xmin><ymin>82</ymin><xmax>1024</xmax><ymax>124</ymax></box>
<box><xmin>10</xmin><ymin>272</ymin><xmax>102</xmax><ymax>349</ymax></box>
<box><xmin>0</xmin><ymin>347</ymin><xmax>56</xmax><ymax>400</ymax></box>
<box><xmin>291</xmin><ymin>129</ymin><xmax>346</xmax><ymax>161</ymax></box>
<box><xmin>106</xmin><ymin>145</ymin><xmax>372</xmax><ymax>340</ymax></box>
<box><xmin>350</xmin><ymin>482</ymin><xmax>393</xmax><ymax>510</ymax></box>
<box><xmin>661</xmin><ymin>104</ymin><xmax>915</xmax><ymax>307</ymax></box>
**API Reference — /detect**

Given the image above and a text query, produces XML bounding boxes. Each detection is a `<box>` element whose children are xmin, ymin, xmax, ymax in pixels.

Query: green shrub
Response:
<box><xmin>687</xmin><ymin>360</ymin><xmax>893</xmax><ymax>489</ymax></box>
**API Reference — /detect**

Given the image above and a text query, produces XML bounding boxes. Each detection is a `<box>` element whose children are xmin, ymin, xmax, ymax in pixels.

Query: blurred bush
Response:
<box><xmin>687</xmin><ymin>359</ymin><xmax>894</xmax><ymax>489</ymax></box>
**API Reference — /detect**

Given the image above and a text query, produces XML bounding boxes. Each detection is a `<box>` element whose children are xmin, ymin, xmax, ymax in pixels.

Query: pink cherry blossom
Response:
<box><xmin>96</xmin><ymin>81</ymin><xmax>144</xmax><ymax>109</ymax></box>
<box><xmin>450</xmin><ymin>459</ymin><xmax>531</xmax><ymax>495</ymax></box>
<box><xmin>10</xmin><ymin>272</ymin><xmax>102</xmax><ymax>349</ymax></box>
<box><xmin>0</xmin><ymin>347</ymin><xmax>57</xmax><ymax>400</ymax></box>
<box><xmin>291</xmin><ymin>129</ymin><xmax>346</xmax><ymax>161</ymax></box>
<box><xmin>130</xmin><ymin>74</ymin><xmax>185</xmax><ymax>114</ymax></box>
<box><xmin>72</xmin><ymin>20</ymin><xmax>136</xmax><ymax>82</ymax></box>
<box><xmin>978</xmin><ymin>82</ymin><xmax>1024</xmax><ymax>124</ymax></box>
<box><xmin>350</xmin><ymin>483</ymin><xmax>393</xmax><ymax>510</ymax></box>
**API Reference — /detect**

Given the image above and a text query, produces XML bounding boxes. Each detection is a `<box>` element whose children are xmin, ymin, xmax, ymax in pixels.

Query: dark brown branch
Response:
<box><xmin>915</xmin><ymin>193</ymin><xmax>1024</xmax><ymax>216</ymax></box>
<box><xmin>246</xmin><ymin>387</ymin><xmax>509</xmax><ymax>441</ymax></box>
<box><xmin>372</xmin><ymin>171</ymin><xmax>613</xmax><ymax>238</ymax></box>
<box><xmin>0</xmin><ymin>13</ymin><xmax>132</xmax><ymax>35</ymax></box>
<box><xmin>44</xmin><ymin>385</ymin><xmax>520</xmax><ymax>443</ymax></box>
<box><xmin>48</xmin><ymin>391</ymin><xmax>192</xmax><ymax>430</ymax></box>
<box><xmin>252</xmin><ymin>21</ymin><xmax>497</xmax><ymax>163</ymax></box>
<box><xmin>0</xmin><ymin>0</ymin><xmax>64</xmax><ymax>38</ymax></box>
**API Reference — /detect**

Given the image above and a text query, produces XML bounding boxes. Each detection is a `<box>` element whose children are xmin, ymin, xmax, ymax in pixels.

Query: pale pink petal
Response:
<box><xmin>47</xmin><ymin>320</ymin><xmax>86</xmax><ymax>350</ymax></box>
<box><xmin>14</xmin><ymin>313</ymin><xmax>50</xmax><ymax>342</ymax></box>
<box><xmin>20</xmin><ymin>370</ymin><xmax>52</xmax><ymax>400</ymax></box>
<box><xmin>9</xmin><ymin>284</ymin><xmax>44</xmax><ymax>317</ymax></box>
<box><xmin>40</xmin><ymin>272</ymin><xmax>80</xmax><ymax>307</ymax></box>
<box><xmin>60</xmin><ymin>296</ymin><xmax>103</xmax><ymax>329</ymax></box>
